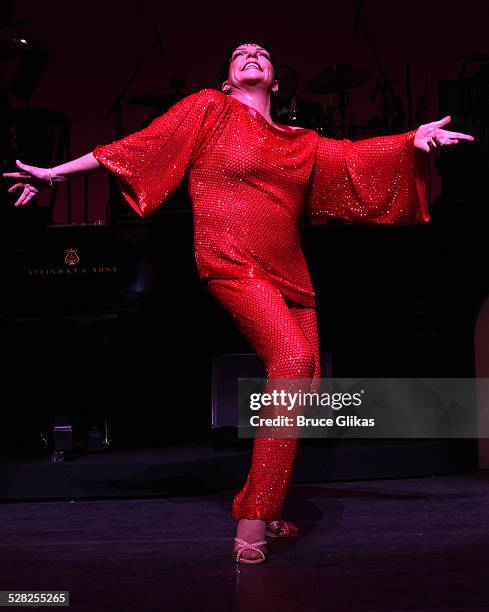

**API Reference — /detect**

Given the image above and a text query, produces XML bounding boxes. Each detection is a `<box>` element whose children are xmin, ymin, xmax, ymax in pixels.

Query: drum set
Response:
<box><xmin>0</xmin><ymin>36</ymin><xmax>66</xmax><ymax>169</ymax></box>
<box><xmin>303</xmin><ymin>64</ymin><xmax>372</xmax><ymax>138</ymax></box>
<box><xmin>124</xmin><ymin>63</ymin><xmax>402</xmax><ymax>141</ymax></box>
<box><xmin>0</xmin><ymin>34</ymin><xmax>70</xmax><ymax>223</ymax></box>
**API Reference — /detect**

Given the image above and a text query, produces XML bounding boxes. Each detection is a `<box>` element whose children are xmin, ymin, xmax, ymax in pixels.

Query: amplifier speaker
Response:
<box><xmin>438</xmin><ymin>73</ymin><xmax>489</xmax><ymax>208</ymax></box>
<box><xmin>211</xmin><ymin>351</ymin><xmax>332</xmax><ymax>429</ymax></box>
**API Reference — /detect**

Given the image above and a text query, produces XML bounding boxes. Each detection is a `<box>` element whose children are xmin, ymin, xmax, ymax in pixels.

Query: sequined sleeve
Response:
<box><xmin>92</xmin><ymin>89</ymin><xmax>226</xmax><ymax>217</ymax></box>
<box><xmin>306</xmin><ymin>130</ymin><xmax>429</xmax><ymax>224</ymax></box>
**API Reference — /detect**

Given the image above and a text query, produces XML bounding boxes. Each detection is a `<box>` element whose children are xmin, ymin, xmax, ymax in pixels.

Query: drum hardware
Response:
<box><xmin>455</xmin><ymin>53</ymin><xmax>489</xmax><ymax>80</ymax></box>
<box><xmin>104</xmin><ymin>27</ymin><xmax>166</xmax><ymax>222</ymax></box>
<box><xmin>125</xmin><ymin>75</ymin><xmax>187</xmax><ymax>124</ymax></box>
<box><xmin>304</xmin><ymin>64</ymin><xmax>372</xmax><ymax>138</ymax></box>
<box><xmin>304</xmin><ymin>64</ymin><xmax>371</xmax><ymax>95</ymax></box>
<box><xmin>351</xmin><ymin>0</ymin><xmax>406</xmax><ymax>135</ymax></box>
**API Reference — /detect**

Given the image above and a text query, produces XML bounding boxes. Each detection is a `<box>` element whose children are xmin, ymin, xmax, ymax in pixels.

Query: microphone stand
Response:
<box><xmin>104</xmin><ymin>29</ymin><xmax>164</xmax><ymax>222</ymax></box>
<box><xmin>105</xmin><ymin>28</ymin><xmax>164</xmax><ymax>133</ymax></box>
<box><xmin>352</xmin><ymin>1</ymin><xmax>403</xmax><ymax>134</ymax></box>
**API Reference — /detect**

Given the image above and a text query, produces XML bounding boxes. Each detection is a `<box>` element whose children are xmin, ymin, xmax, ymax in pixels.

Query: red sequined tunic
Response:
<box><xmin>93</xmin><ymin>88</ymin><xmax>428</xmax><ymax>307</ymax></box>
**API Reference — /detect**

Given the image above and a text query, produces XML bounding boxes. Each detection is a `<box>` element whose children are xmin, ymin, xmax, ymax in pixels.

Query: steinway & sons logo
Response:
<box><xmin>64</xmin><ymin>248</ymin><xmax>80</xmax><ymax>266</ymax></box>
<box><xmin>26</xmin><ymin>247</ymin><xmax>119</xmax><ymax>277</ymax></box>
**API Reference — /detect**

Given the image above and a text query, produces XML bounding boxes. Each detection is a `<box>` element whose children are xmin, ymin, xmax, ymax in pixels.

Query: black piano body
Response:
<box><xmin>0</xmin><ymin>220</ymin><xmax>192</xmax><ymax>461</ymax></box>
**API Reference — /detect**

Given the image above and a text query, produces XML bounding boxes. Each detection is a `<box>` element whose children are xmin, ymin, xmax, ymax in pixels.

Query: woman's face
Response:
<box><xmin>223</xmin><ymin>43</ymin><xmax>278</xmax><ymax>94</ymax></box>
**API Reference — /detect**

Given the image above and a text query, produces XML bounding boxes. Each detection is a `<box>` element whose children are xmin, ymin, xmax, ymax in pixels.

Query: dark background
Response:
<box><xmin>3</xmin><ymin>0</ymin><xmax>487</xmax><ymax>221</ymax></box>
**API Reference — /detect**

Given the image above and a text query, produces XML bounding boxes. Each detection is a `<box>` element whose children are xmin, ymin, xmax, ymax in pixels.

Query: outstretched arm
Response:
<box><xmin>3</xmin><ymin>89</ymin><xmax>227</xmax><ymax>214</ymax></box>
<box><xmin>306</xmin><ymin>117</ymin><xmax>475</xmax><ymax>225</ymax></box>
<box><xmin>413</xmin><ymin>115</ymin><xmax>474</xmax><ymax>152</ymax></box>
<box><xmin>3</xmin><ymin>152</ymin><xmax>102</xmax><ymax>207</ymax></box>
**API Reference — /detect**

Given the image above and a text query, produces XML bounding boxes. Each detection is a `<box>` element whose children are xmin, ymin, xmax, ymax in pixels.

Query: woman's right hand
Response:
<box><xmin>3</xmin><ymin>160</ymin><xmax>57</xmax><ymax>207</ymax></box>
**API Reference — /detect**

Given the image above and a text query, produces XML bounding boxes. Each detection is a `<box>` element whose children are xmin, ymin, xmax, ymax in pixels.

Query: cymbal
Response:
<box><xmin>125</xmin><ymin>93</ymin><xmax>168</xmax><ymax>107</ymax></box>
<box><xmin>0</xmin><ymin>39</ymin><xmax>30</xmax><ymax>60</ymax></box>
<box><xmin>304</xmin><ymin>64</ymin><xmax>372</xmax><ymax>94</ymax></box>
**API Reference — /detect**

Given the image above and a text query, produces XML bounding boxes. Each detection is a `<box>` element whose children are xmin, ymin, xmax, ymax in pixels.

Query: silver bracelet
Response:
<box><xmin>48</xmin><ymin>168</ymin><xmax>53</xmax><ymax>189</ymax></box>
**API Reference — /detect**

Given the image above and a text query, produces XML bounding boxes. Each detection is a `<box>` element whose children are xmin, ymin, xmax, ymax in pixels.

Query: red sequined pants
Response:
<box><xmin>207</xmin><ymin>278</ymin><xmax>321</xmax><ymax>521</ymax></box>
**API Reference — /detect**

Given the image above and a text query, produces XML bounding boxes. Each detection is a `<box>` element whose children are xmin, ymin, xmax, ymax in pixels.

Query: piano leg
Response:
<box><xmin>47</xmin><ymin>319</ymin><xmax>77</xmax><ymax>462</ymax></box>
<box><xmin>48</xmin><ymin>316</ymin><xmax>116</xmax><ymax>462</ymax></box>
<box><xmin>4</xmin><ymin>315</ymin><xmax>118</xmax><ymax>462</ymax></box>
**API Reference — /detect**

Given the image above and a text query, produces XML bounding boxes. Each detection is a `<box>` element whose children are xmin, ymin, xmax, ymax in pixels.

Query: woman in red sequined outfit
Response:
<box><xmin>3</xmin><ymin>40</ymin><xmax>474</xmax><ymax>564</ymax></box>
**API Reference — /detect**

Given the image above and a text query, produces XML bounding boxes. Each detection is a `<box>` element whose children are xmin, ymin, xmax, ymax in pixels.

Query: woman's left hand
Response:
<box><xmin>414</xmin><ymin>116</ymin><xmax>474</xmax><ymax>153</ymax></box>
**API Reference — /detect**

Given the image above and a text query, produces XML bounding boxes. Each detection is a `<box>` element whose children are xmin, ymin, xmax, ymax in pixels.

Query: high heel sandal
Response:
<box><xmin>233</xmin><ymin>537</ymin><xmax>268</xmax><ymax>565</ymax></box>
<box><xmin>265</xmin><ymin>519</ymin><xmax>300</xmax><ymax>539</ymax></box>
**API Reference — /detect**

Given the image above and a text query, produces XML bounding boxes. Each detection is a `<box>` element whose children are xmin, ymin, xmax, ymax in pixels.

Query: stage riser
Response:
<box><xmin>0</xmin><ymin>439</ymin><xmax>477</xmax><ymax>501</ymax></box>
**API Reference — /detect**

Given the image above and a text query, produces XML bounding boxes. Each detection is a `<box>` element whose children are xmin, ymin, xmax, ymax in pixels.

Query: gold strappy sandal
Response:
<box><xmin>233</xmin><ymin>537</ymin><xmax>268</xmax><ymax>565</ymax></box>
<box><xmin>265</xmin><ymin>519</ymin><xmax>300</xmax><ymax>539</ymax></box>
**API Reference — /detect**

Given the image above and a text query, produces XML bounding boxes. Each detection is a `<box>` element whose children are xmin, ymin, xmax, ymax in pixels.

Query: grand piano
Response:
<box><xmin>0</xmin><ymin>187</ymin><xmax>199</xmax><ymax>462</ymax></box>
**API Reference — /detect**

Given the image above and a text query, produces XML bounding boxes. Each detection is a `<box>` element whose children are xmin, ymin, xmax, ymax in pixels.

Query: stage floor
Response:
<box><xmin>2</xmin><ymin>470</ymin><xmax>489</xmax><ymax>611</ymax></box>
